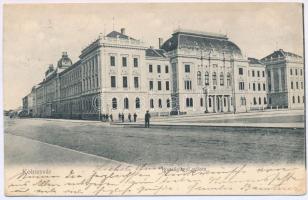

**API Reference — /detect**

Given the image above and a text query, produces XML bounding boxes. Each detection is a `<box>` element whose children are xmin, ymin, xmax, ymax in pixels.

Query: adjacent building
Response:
<box><xmin>261</xmin><ymin>49</ymin><xmax>304</xmax><ymax>109</ymax></box>
<box><xmin>22</xmin><ymin>28</ymin><xmax>303</xmax><ymax>120</ymax></box>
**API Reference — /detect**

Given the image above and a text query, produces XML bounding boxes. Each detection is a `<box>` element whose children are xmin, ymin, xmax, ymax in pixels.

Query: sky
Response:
<box><xmin>3</xmin><ymin>3</ymin><xmax>304</xmax><ymax>110</ymax></box>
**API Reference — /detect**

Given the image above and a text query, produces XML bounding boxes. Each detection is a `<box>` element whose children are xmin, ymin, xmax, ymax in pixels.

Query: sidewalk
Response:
<box><xmin>113</xmin><ymin>121</ymin><xmax>304</xmax><ymax>129</ymax></box>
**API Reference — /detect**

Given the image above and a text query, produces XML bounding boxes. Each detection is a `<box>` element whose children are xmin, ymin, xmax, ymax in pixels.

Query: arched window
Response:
<box><xmin>298</xmin><ymin>96</ymin><xmax>300</xmax><ymax>103</ymax></box>
<box><xmin>186</xmin><ymin>98</ymin><xmax>190</xmax><ymax>107</ymax></box>
<box><xmin>197</xmin><ymin>71</ymin><xmax>202</xmax><ymax>85</ymax></box>
<box><xmin>158</xmin><ymin>99</ymin><xmax>162</xmax><ymax>108</ymax></box>
<box><xmin>292</xmin><ymin>96</ymin><xmax>295</xmax><ymax>103</ymax></box>
<box><xmin>124</xmin><ymin>97</ymin><xmax>129</xmax><ymax>109</ymax></box>
<box><xmin>150</xmin><ymin>99</ymin><xmax>154</xmax><ymax>108</ymax></box>
<box><xmin>253</xmin><ymin>97</ymin><xmax>257</xmax><ymax>105</ymax></box>
<box><xmin>189</xmin><ymin>98</ymin><xmax>193</xmax><ymax>107</ymax></box>
<box><xmin>135</xmin><ymin>97</ymin><xmax>140</xmax><ymax>109</ymax></box>
<box><xmin>264</xmin><ymin>97</ymin><xmax>267</xmax><ymax>104</ymax></box>
<box><xmin>220</xmin><ymin>72</ymin><xmax>224</xmax><ymax>86</ymax></box>
<box><xmin>166</xmin><ymin>99</ymin><xmax>170</xmax><ymax>108</ymax></box>
<box><xmin>259</xmin><ymin>97</ymin><xmax>262</xmax><ymax>105</ymax></box>
<box><xmin>205</xmin><ymin>72</ymin><xmax>209</xmax><ymax>85</ymax></box>
<box><xmin>227</xmin><ymin>73</ymin><xmax>231</xmax><ymax>86</ymax></box>
<box><xmin>212</xmin><ymin>72</ymin><xmax>217</xmax><ymax>85</ymax></box>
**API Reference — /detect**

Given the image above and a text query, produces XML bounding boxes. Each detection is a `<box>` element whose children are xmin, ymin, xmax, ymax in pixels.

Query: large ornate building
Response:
<box><xmin>22</xmin><ymin>28</ymin><xmax>304</xmax><ymax>120</ymax></box>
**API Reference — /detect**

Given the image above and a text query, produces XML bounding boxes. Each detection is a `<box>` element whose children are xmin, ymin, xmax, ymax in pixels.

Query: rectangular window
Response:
<box><xmin>262</xmin><ymin>71</ymin><xmax>265</xmax><ymax>77</ymax></box>
<box><xmin>111</xmin><ymin>76</ymin><xmax>116</xmax><ymax>88</ymax></box>
<box><xmin>149</xmin><ymin>81</ymin><xmax>153</xmax><ymax>90</ymax></box>
<box><xmin>184</xmin><ymin>80</ymin><xmax>192</xmax><ymax>90</ymax></box>
<box><xmin>166</xmin><ymin>81</ymin><xmax>170</xmax><ymax>90</ymax></box>
<box><xmin>185</xmin><ymin>64</ymin><xmax>190</xmax><ymax>73</ymax></box>
<box><xmin>239</xmin><ymin>68</ymin><xmax>243</xmax><ymax>75</ymax></box>
<box><xmin>291</xmin><ymin>81</ymin><xmax>294</xmax><ymax>89</ymax></box>
<box><xmin>149</xmin><ymin>64</ymin><xmax>153</xmax><ymax>73</ymax></box>
<box><xmin>253</xmin><ymin>83</ymin><xmax>256</xmax><ymax>91</ymax></box>
<box><xmin>133</xmin><ymin>58</ymin><xmax>138</xmax><ymax>67</ymax></box>
<box><xmin>122</xmin><ymin>57</ymin><xmax>127</xmax><ymax>67</ymax></box>
<box><xmin>252</xmin><ymin>70</ymin><xmax>255</xmax><ymax>77</ymax></box>
<box><xmin>239</xmin><ymin>82</ymin><xmax>245</xmax><ymax>90</ymax></box>
<box><xmin>290</xmin><ymin>69</ymin><xmax>293</xmax><ymax>75</ymax></box>
<box><xmin>301</xmin><ymin>82</ymin><xmax>303</xmax><ymax>89</ymax></box>
<box><xmin>258</xmin><ymin>83</ymin><xmax>261</xmax><ymax>91</ymax></box>
<box><xmin>123</xmin><ymin>76</ymin><xmax>128</xmax><ymax>88</ymax></box>
<box><xmin>157</xmin><ymin>65</ymin><xmax>161</xmax><ymax>73</ymax></box>
<box><xmin>165</xmin><ymin>65</ymin><xmax>169</xmax><ymax>73</ymax></box>
<box><xmin>158</xmin><ymin>81</ymin><xmax>162</xmax><ymax>90</ymax></box>
<box><xmin>295</xmin><ymin>69</ymin><xmax>298</xmax><ymax>75</ymax></box>
<box><xmin>263</xmin><ymin>83</ymin><xmax>266</xmax><ymax>91</ymax></box>
<box><xmin>257</xmin><ymin>71</ymin><xmax>260</xmax><ymax>77</ymax></box>
<box><xmin>296</xmin><ymin>82</ymin><xmax>299</xmax><ymax>89</ymax></box>
<box><xmin>110</xmin><ymin>56</ymin><xmax>115</xmax><ymax>66</ymax></box>
<box><xmin>134</xmin><ymin>77</ymin><xmax>139</xmax><ymax>88</ymax></box>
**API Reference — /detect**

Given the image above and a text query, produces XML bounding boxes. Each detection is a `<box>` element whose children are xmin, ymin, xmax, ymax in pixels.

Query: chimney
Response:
<box><xmin>121</xmin><ymin>28</ymin><xmax>126</xmax><ymax>35</ymax></box>
<box><xmin>159</xmin><ymin>38</ymin><xmax>164</xmax><ymax>48</ymax></box>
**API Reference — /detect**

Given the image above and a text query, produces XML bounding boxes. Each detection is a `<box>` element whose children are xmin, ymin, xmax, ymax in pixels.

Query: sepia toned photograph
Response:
<box><xmin>2</xmin><ymin>2</ymin><xmax>306</xmax><ymax>196</ymax></box>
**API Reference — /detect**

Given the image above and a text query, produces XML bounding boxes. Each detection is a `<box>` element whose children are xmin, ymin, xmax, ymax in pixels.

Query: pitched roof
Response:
<box><xmin>146</xmin><ymin>48</ymin><xmax>166</xmax><ymax>58</ymax></box>
<box><xmin>261</xmin><ymin>49</ymin><xmax>302</xmax><ymax>61</ymax></box>
<box><xmin>161</xmin><ymin>30</ymin><xmax>242</xmax><ymax>57</ymax></box>
<box><xmin>248</xmin><ymin>57</ymin><xmax>264</xmax><ymax>65</ymax></box>
<box><xmin>106</xmin><ymin>31</ymin><xmax>136</xmax><ymax>40</ymax></box>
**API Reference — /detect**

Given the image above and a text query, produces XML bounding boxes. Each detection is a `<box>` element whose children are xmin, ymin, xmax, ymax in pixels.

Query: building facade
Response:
<box><xmin>247</xmin><ymin>57</ymin><xmax>267</xmax><ymax>110</ymax></box>
<box><xmin>261</xmin><ymin>49</ymin><xmax>304</xmax><ymax>109</ymax></box>
<box><xmin>25</xmin><ymin>28</ymin><xmax>303</xmax><ymax>120</ymax></box>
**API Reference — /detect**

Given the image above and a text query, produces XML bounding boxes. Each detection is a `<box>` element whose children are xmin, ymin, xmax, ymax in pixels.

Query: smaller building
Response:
<box><xmin>261</xmin><ymin>49</ymin><xmax>304</xmax><ymax>109</ymax></box>
<box><xmin>247</xmin><ymin>57</ymin><xmax>267</xmax><ymax>110</ymax></box>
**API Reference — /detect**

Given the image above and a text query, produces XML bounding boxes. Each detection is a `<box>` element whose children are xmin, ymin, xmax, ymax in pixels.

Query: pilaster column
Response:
<box><xmin>221</xmin><ymin>96</ymin><xmax>224</xmax><ymax>112</ymax></box>
<box><xmin>213</xmin><ymin>95</ymin><xmax>216</xmax><ymax>113</ymax></box>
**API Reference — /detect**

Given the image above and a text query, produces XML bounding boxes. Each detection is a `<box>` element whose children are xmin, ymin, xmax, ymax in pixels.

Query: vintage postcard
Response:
<box><xmin>2</xmin><ymin>2</ymin><xmax>306</xmax><ymax>196</ymax></box>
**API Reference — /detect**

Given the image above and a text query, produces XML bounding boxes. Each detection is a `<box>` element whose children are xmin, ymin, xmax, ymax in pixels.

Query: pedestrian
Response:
<box><xmin>133</xmin><ymin>113</ymin><xmax>137</xmax><ymax>122</ymax></box>
<box><xmin>106</xmin><ymin>114</ymin><xmax>109</xmax><ymax>121</ymax></box>
<box><xmin>121</xmin><ymin>113</ymin><xmax>124</xmax><ymax>122</ymax></box>
<box><xmin>118</xmin><ymin>113</ymin><xmax>121</xmax><ymax>121</ymax></box>
<box><xmin>128</xmin><ymin>113</ymin><xmax>132</xmax><ymax>122</ymax></box>
<box><xmin>110</xmin><ymin>114</ymin><xmax>113</xmax><ymax>122</ymax></box>
<box><xmin>145</xmin><ymin>110</ymin><xmax>151</xmax><ymax>128</ymax></box>
<box><xmin>102</xmin><ymin>114</ymin><xmax>106</xmax><ymax>121</ymax></box>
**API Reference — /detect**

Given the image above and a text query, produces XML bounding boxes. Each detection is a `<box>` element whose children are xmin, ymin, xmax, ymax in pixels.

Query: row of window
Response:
<box><xmin>185</xmin><ymin>97</ymin><xmax>233</xmax><ymax>108</ymax></box>
<box><xmin>253</xmin><ymin>97</ymin><xmax>267</xmax><ymax>105</ymax></box>
<box><xmin>83</xmin><ymin>56</ymin><xmax>99</xmax><ymax>78</ymax></box>
<box><xmin>290</xmin><ymin>81</ymin><xmax>304</xmax><ymax>90</ymax></box>
<box><xmin>149</xmin><ymin>80</ymin><xmax>169</xmax><ymax>91</ymax></box>
<box><xmin>111</xmin><ymin>97</ymin><xmax>171</xmax><ymax>110</ymax></box>
<box><xmin>110</xmin><ymin>55</ymin><xmax>139</xmax><ymax>67</ymax></box>
<box><xmin>249</xmin><ymin>70</ymin><xmax>265</xmax><ymax>78</ymax></box>
<box><xmin>196</xmin><ymin>72</ymin><xmax>232</xmax><ymax>87</ymax></box>
<box><xmin>61</xmin><ymin>83</ymin><xmax>82</xmax><ymax>98</ymax></box>
<box><xmin>251</xmin><ymin>83</ymin><xmax>266</xmax><ymax>91</ymax></box>
<box><xmin>292</xmin><ymin>96</ymin><xmax>305</xmax><ymax>104</ymax></box>
<box><xmin>149</xmin><ymin>64</ymin><xmax>169</xmax><ymax>73</ymax></box>
<box><xmin>61</xmin><ymin>67</ymin><xmax>82</xmax><ymax>86</ymax></box>
<box><xmin>83</xmin><ymin>75</ymin><xmax>99</xmax><ymax>91</ymax></box>
<box><xmin>290</xmin><ymin>68</ymin><xmax>303</xmax><ymax>76</ymax></box>
<box><xmin>111</xmin><ymin>76</ymin><xmax>139</xmax><ymax>88</ymax></box>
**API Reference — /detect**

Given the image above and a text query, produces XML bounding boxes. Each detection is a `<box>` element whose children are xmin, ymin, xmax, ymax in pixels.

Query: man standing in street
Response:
<box><xmin>145</xmin><ymin>110</ymin><xmax>151</xmax><ymax>128</ymax></box>
<box><xmin>128</xmin><ymin>113</ymin><xmax>132</xmax><ymax>122</ymax></box>
<box><xmin>133</xmin><ymin>113</ymin><xmax>137</xmax><ymax>122</ymax></box>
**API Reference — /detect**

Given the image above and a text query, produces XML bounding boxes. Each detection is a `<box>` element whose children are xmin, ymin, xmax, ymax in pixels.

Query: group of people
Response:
<box><xmin>101</xmin><ymin>114</ymin><xmax>113</xmax><ymax>122</ymax></box>
<box><xmin>103</xmin><ymin>111</ymin><xmax>151</xmax><ymax>128</ymax></box>
<box><xmin>118</xmin><ymin>113</ymin><xmax>138</xmax><ymax>122</ymax></box>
